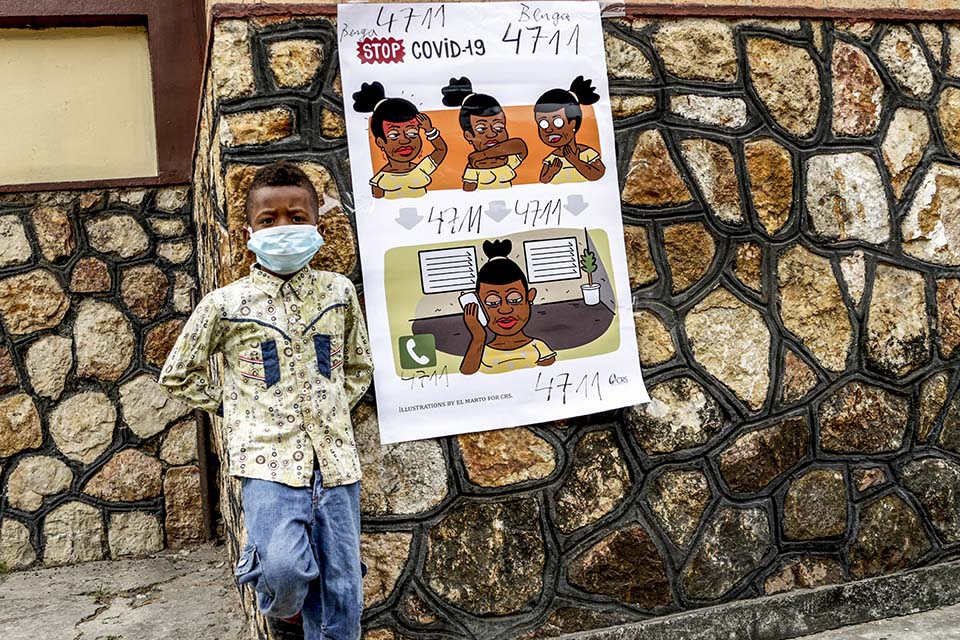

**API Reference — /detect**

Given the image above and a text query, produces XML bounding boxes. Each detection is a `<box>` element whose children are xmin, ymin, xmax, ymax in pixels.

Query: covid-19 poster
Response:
<box><xmin>338</xmin><ymin>1</ymin><xmax>649</xmax><ymax>443</ymax></box>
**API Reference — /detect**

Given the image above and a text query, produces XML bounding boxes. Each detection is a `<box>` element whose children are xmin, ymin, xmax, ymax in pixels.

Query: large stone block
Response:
<box><xmin>83</xmin><ymin>449</ymin><xmax>163</xmax><ymax>502</ymax></box>
<box><xmin>819</xmin><ymin>381</ymin><xmax>909</xmax><ymax>454</ymax></box>
<box><xmin>424</xmin><ymin>498</ymin><xmax>544</xmax><ymax>616</ymax></box>
<box><xmin>49</xmin><ymin>392</ymin><xmax>116</xmax><ymax>464</ymax></box>
<box><xmin>568</xmin><ymin>526</ymin><xmax>671</xmax><ymax>608</ymax></box>
<box><xmin>646</xmin><ymin>467</ymin><xmax>711</xmax><ymax>548</ymax></box>
<box><xmin>746</xmin><ymin>37</ymin><xmax>820</xmax><ymax>138</ymax></box>
<box><xmin>457</xmin><ymin>427</ymin><xmax>556</xmax><ymax>487</ymax></box>
<box><xmin>354</xmin><ymin>404</ymin><xmax>448</xmax><ymax>516</ymax></box>
<box><xmin>120</xmin><ymin>374</ymin><xmax>192</xmax><ymax>439</ymax></box>
<box><xmin>108</xmin><ymin>511</ymin><xmax>164</xmax><ymax>558</ymax></box>
<box><xmin>25</xmin><ymin>334</ymin><xmax>72</xmax><ymax>400</ymax></box>
<box><xmin>621</xmin><ymin>130</ymin><xmax>692</xmax><ymax>207</ymax></box>
<box><xmin>0</xmin><ymin>269</ymin><xmax>69</xmax><ymax>336</ymax></box>
<box><xmin>719</xmin><ymin>416</ymin><xmax>809</xmax><ymax>494</ymax></box>
<box><xmin>849</xmin><ymin>494</ymin><xmax>930</xmax><ymax>579</ymax></box>
<box><xmin>685</xmin><ymin>287</ymin><xmax>770</xmax><ymax>411</ymax></box>
<box><xmin>361</xmin><ymin>532</ymin><xmax>413</xmax><ymax>608</ymax></box>
<box><xmin>554</xmin><ymin>430</ymin><xmax>629</xmax><ymax>534</ymax></box>
<box><xmin>682</xmin><ymin>505</ymin><xmax>773</xmax><ymax>600</ymax></box>
<box><xmin>652</xmin><ymin>20</ymin><xmax>737</xmax><ymax>82</ymax></box>
<box><xmin>163</xmin><ymin>465</ymin><xmax>205</xmax><ymax>548</ymax></box>
<box><xmin>74</xmin><ymin>300</ymin><xmax>134</xmax><ymax>381</ymax></box>
<box><xmin>0</xmin><ymin>393</ymin><xmax>43</xmax><ymax>458</ymax></box>
<box><xmin>865</xmin><ymin>264</ymin><xmax>930</xmax><ymax>377</ymax></box>
<box><xmin>777</xmin><ymin>245</ymin><xmax>852</xmax><ymax>372</ymax></box>
<box><xmin>5</xmin><ymin>455</ymin><xmax>73</xmax><ymax>512</ymax></box>
<box><xmin>627</xmin><ymin>377</ymin><xmax>726</xmax><ymax>455</ymax></box>
<box><xmin>783</xmin><ymin>469</ymin><xmax>848</xmax><ymax>540</ymax></box>
<box><xmin>43</xmin><ymin>501</ymin><xmax>104</xmax><ymax>566</ymax></box>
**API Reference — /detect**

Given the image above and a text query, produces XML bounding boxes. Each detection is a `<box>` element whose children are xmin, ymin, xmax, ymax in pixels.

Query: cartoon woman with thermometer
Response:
<box><xmin>460</xmin><ymin>239</ymin><xmax>556</xmax><ymax>375</ymax></box>
<box><xmin>535</xmin><ymin>76</ymin><xmax>606</xmax><ymax>184</ymax></box>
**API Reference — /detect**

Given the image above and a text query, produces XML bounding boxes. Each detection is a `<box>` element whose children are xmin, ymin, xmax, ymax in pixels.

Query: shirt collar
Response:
<box><xmin>249</xmin><ymin>264</ymin><xmax>314</xmax><ymax>300</ymax></box>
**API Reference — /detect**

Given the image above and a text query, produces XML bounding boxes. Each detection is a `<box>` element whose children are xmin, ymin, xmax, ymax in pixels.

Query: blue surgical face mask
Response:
<box><xmin>246</xmin><ymin>225</ymin><xmax>324</xmax><ymax>275</ymax></box>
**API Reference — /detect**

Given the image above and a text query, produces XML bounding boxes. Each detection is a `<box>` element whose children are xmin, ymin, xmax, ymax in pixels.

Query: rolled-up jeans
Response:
<box><xmin>235</xmin><ymin>467</ymin><xmax>364</xmax><ymax>640</ymax></box>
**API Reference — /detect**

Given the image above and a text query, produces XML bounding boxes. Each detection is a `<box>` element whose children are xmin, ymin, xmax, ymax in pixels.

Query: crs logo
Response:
<box><xmin>357</xmin><ymin>37</ymin><xmax>405</xmax><ymax>64</ymax></box>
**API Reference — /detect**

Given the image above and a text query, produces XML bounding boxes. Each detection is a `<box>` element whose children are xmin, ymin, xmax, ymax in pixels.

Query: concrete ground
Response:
<box><xmin>0</xmin><ymin>542</ymin><xmax>247</xmax><ymax>640</ymax></box>
<box><xmin>2</xmin><ymin>544</ymin><xmax>960</xmax><ymax>640</ymax></box>
<box><xmin>794</xmin><ymin>603</ymin><xmax>960</xmax><ymax>640</ymax></box>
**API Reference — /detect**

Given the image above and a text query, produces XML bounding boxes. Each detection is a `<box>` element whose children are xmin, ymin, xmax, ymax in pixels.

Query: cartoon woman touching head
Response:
<box><xmin>353</xmin><ymin>81</ymin><xmax>448</xmax><ymax>199</ymax></box>
<box><xmin>441</xmin><ymin>77</ymin><xmax>528</xmax><ymax>191</ymax></box>
<box><xmin>460</xmin><ymin>239</ymin><xmax>556</xmax><ymax>375</ymax></box>
<box><xmin>535</xmin><ymin>76</ymin><xmax>606</xmax><ymax>184</ymax></box>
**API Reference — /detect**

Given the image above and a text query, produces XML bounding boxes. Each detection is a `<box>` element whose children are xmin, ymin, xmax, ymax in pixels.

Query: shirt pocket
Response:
<box><xmin>237</xmin><ymin>340</ymin><xmax>281</xmax><ymax>388</ymax></box>
<box><xmin>312</xmin><ymin>333</ymin><xmax>344</xmax><ymax>380</ymax></box>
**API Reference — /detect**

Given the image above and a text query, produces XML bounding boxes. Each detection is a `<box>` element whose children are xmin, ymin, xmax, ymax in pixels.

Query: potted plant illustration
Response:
<box><xmin>580</xmin><ymin>246</ymin><xmax>601</xmax><ymax>306</ymax></box>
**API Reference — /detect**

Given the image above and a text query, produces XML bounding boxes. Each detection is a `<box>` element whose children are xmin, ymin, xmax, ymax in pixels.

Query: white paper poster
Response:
<box><xmin>337</xmin><ymin>1</ymin><xmax>649</xmax><ymax>443</ymax></box>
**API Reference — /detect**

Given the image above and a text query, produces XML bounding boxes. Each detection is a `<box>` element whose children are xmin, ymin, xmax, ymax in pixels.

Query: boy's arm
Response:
<box><xmin>342</xmin><ymin>280</ymin><xmax>374</xmax><ymax>409</ymax></box>
<box><xmin>159</xmin><ymin>292</ymin><xmax>225</xmax><ymax>413</ymax></box>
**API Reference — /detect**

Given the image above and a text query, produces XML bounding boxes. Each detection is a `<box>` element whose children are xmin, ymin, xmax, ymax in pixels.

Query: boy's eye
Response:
<box><xmin>506</xmin><ymin>295</ymin><xmax>523</xmax><ymax>305</ymax></box>
<box><xmin>493</xmin><ymin>124</ymin><xmax>504</xmax><ymax>132</ymax></box>
<box><xmin>484</xmin><ymin>295</ymin><xmax>501</xmax><ymax>307</ymax></box>
<box><xmin>553</xmin><ymin>117</ymin><xmax>565</xmax><ymax>128</ymax></box>
<box><xmin>538</xmin><ymin>119</ymin><xmax>549</xmax><ymax>129</ymax></box>
<box><xmin>387</xmin><ymin>131</ymin><xmax>399</xmax><ymax>139</ymax></box>
<box><xmin>406</xmin><ymin>130</ymin><xmax>419</xmax><ymax>138</ymax></box>
<box><xmin>475</xmin><ymin>124</ymin><xmax>486</xmax><ymax>133</ymax></box>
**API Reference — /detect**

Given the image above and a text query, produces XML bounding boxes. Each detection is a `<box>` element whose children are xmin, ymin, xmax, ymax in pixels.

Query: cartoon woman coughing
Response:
<box><xmin>353</xmin><ymin>81</ymin><xmax>448</xmax><ymax>199</ymax></box>
<box><xmin>535</xmin><ymin>76</ymin><xmax>606</xmax><ymax>184</ymax></box>
<box><xmin>460</xmin><ymin>239</ymin><xmax>556</xmax><ymax>375</ymax></box>
<box><xmin>441</xmin><ymin>77</ymin><xmax>528</xmax><ymax>191</ymax></box>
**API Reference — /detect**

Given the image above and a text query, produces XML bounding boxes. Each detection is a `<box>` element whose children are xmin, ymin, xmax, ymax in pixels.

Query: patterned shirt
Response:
<box><xmin>159</xmin><ymin>265</ymin><xmax>374</xmax><ymax>488</ymax></box>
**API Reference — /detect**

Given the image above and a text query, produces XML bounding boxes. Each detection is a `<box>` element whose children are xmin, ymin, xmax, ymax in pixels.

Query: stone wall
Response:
<box><xmin>0</xmin><ymin>186</ymin><xmax>206</xmax><ymax>570</ymax></box>
<box><xmin>194</xmin><ymin>14</ymin><xmax>960</xmax><ymax>640</ymax></box>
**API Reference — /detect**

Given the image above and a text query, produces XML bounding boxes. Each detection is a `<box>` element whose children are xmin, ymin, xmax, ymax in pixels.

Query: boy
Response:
<box><xmin>159</xmin><ymin>162</ymin><xmax>374</xmax><ymax>640</ymax></box>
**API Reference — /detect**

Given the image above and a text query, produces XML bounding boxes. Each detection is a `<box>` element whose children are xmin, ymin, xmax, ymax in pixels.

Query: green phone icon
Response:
<box><xmin>399</xmin><ymin>334</ymin><xmax>436</xmax><ymax>369</ymax></box>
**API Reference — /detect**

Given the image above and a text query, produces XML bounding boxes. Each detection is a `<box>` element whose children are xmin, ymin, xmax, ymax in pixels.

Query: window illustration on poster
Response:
<box><xmin>338</xmin><ymin>1</ymin><xmax>649</xmax><ymax>444</ymax></box>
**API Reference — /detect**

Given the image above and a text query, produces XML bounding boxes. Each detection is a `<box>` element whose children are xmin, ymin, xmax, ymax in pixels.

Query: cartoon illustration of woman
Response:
<box><xmin>460</xmin><ymin>239</ymin><xmax>556</xmax><ymax>375</ymax></box>
<box><xmin>353</xmin><ymin>81</ymin><xmax>448</xmax><ymax>199</ymax></box>
<box><xmin>535</xmin><ymin>76</ymin><xmax>606</xmax><ymax>184</ymax></box>
<box><xmin>441</xmin><ymin>77</ymin><xmax>528</xmax><ymax>191</ymax></box>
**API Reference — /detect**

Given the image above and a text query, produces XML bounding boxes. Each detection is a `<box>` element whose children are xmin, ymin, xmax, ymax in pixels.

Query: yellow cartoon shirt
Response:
<box><xmin>463</xmin><ymin>154</ymin><xmax>523</xmax><ymax>190</ymax></box>
<box><xmin>543</xmin><ymin>146</ymin><xmax>601</xmax><ymax>184</ymax></box>
<box><xmin>480</xmin><ymin>339</ymin><xmax>556</xmax><ymax>373</ymax></box>
<box><xmin>370</xmin><ymin>156</ymin><xmax>438</xmax><ymax>199</ymax></box>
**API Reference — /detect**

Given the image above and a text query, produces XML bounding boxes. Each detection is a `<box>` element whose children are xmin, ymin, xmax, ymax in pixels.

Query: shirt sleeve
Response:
<box><xmin>342</xmin><ymin>279</ymin><xmax>374</xmax><ymax>409</ymax></box>
<box><xmin>582</xmin><ymin>147</ymin><xmax>601</xmax><ymax>163</ymax></box>
<box><xmin>508</xmin><ymin>154</ymin><xmax>523</xmax><ymax>169</ymax></box>
<box><xmin>369</xmin><ymin>171</ymin><xmax>385</xmax><ymax>188</ymax></box>
<box><xmin>158</xmin><ymin>292</ymin><xmax>224</xmax><ymax>413</ymax></box>
<box><xmin>418</xmin><ymin>155</ymin><xmax>439</xmax><ymax>175</ymax></box>
<box><xmin>534</xmin><ymin>339</ymin><xmax>557</xmax><ymax>360</ymax></box>
<box><xmin>462</xmin><ymin>167</ymin><xmax>479</xmax><ymax>184</ymax></box>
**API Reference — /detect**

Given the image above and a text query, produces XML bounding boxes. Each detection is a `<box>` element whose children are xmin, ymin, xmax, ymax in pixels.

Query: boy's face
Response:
<box><xmin>246</xmin><ymin>185</ymin><xmax>320</xmax><ymax>234</ymax></box>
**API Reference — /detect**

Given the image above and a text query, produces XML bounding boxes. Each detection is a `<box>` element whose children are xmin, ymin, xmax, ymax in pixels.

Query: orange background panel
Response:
<box><xmin>364</xmin><ymin>104</ymin><xmax>602</xmax><ymax>193</ymax></box>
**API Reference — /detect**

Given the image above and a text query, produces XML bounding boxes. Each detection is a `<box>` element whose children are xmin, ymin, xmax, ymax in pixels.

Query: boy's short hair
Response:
<box><xmin>245</xmin><ymin>162</ymin><xmax>320</xmax><ymax>220</ymax></box>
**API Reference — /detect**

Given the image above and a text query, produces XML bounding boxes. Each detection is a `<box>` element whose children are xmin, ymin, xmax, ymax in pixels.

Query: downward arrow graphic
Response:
<box><xmin>486</xmin><ymin>200</ymin><xmax>511</xmax><ymax>223</ymax></box>
<box><xmin>565</xmin><ymin>194</ymin><xmax>589</xmax><ymax>215</ymax></box>
<box><xmin>396</xmin><ymin>207</ymin><xmax>422</xmax><ymax>230</ymax></box>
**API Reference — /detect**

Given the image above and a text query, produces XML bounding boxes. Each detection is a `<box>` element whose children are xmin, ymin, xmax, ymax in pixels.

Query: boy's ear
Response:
<box><xmin>527</xmin><ymin>287</ymin><xmax>537</xmax><ymax>302</ymax></box>
<box><xmin>463</xmin><ymin>129</ymin><xmax>474</xmax><ymax>143</ymax></box>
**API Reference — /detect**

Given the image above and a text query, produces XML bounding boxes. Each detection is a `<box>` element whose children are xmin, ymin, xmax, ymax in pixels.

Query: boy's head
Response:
<box><xmin>245</xmin><ymin>162</ymin><xmax>321</xmax><ymax>232</ymax></box>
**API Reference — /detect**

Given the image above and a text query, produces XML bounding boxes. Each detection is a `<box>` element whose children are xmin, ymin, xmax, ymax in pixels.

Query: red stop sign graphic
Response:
<box><xmin>357</xmin><ymin>38</ymin><xmax>405</xmax><ymax>64</ymax></box>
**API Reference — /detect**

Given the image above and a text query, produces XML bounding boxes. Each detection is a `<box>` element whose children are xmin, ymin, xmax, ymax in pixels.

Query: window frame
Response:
<box><xmin>0</xmin><ymin>0</ymin><xmax>206</xmax><ymax>192</ymax></box>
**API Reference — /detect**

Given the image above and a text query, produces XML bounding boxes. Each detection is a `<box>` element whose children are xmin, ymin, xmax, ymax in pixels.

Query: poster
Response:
<box><xmin>338</xmin><ymin>1</ymin><xmax>649</xmax><ymax>443</ymax></box>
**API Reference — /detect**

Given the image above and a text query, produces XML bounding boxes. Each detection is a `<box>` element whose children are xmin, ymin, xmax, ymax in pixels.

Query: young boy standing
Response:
<box><xmin>160</xmin><ymin>162</ymin><xmax>373</xmax><ymax>640</ymax></box>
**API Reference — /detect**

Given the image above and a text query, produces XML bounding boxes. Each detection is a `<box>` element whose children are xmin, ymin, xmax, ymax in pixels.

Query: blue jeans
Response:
<box><xmin>235</xmin><ymin>468</ymin><xmax>364</xmax><ymax>640</ymax></box>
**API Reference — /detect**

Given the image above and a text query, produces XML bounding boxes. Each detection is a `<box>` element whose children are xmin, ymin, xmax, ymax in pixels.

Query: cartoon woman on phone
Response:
<box><xmin>353</xmin><ymin>81</ymin><xmax>448</xmax><ymax>199</ymax></box>
<box><xmin>535</xmin><ymin>76</ymin><xmax>606</xmax><ymax>184</ymax></box>
<box><xmin>460</xmin><ymin>239</ymin><xmax>556</xmax><ymax>375</ymax></box>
